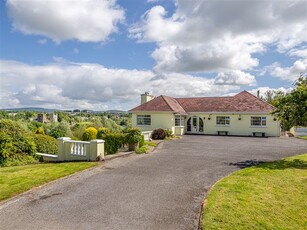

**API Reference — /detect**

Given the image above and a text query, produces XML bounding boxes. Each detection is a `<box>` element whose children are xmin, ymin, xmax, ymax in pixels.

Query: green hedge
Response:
<box><xmin>32</xmin><ymin>134</ymin><xmax>58</xmax><ymax>155</ymax></box>
<box><xmin>102</xmin><ymin>133</ymin><xmax>127</xmax><ymax>155</ymax></box>
<box><xmin>0</xmin><ymin>120</ymin><xmax>37</xmax><ymax>166</ymax></box>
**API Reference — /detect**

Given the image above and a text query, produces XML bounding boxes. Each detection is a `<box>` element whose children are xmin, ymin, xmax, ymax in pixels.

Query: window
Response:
<box><xmin>137</xmin><ymin>115</ymin><xmax>151</xmax><ymax>126</ymax></box>
<box><xmin>251</xmin><ymin>116</ymin><xmax>266</xmax><ymax>126</ymax></box>
<box><xmin>175</xmin><ymin>115</ymin><xmax>184</xmax><ymax>126</ymax></box>
<box><xmin>216</xmin><ymin>116</ymin><xmax>230</xmax><ymax>125</ymax></box>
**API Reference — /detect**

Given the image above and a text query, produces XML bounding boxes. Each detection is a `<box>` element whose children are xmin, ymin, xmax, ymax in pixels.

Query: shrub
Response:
<box><xmin>45</xmin><ymin>121</ymin><xmax>72</xmax><ymax>139</ymax></box>
<box><xmin>97</xmin><ymin>127</ymin><xmax>111</xmax><ymax>139</ymax></box>
<box><xmin>71</xmin><ymin>123</ymin><xmax>87</xmax><ymax>140</ymax></box>
<box><xmin>0</xmin><ymin>120</ymin><xmax>37</xmax><ymax>166</ymax></box>
<box><xmin>0</xmin><ymin>155</ymin><xmax>38</xmax><ymax>167</ymax></box>
<box><xmin>139</xmin><ymin>135</ymin><xmax>145</xmax><ymax>148</ymax></box>
<box><xmin>32</xmin><ymin>134</ymin><xmax>58</xmax><ymax>155</ymax></box>
<box><xmin>36</xmin><ymin>127</ymin><xmax>45</xmax><ymax>135</ymax></box>
<box><xmin>164</xmin><ymin>129</ymin><xmax>173</xmax><ymax>138</ymax></box>
<box><xmin>125</xmin><ymin>128</ymin><xmax>142</xmax><ymax>144</ymax></box>
<box><xmin>102</xmin><ymin>133</ymin><xmax>127</xmax><ymax>154</ymax></box>
<box><xmin>151</xmin><ymin>128</ymin><xmax>166</xmax><ymax>140</ymax></box>
<box><xmin>135</xmin><ymin>146</ymin><xmax>149</xmax><ymax>154</ymax></box>
<box><xmin>82</xmin><ymin>127</ymin><xmax>98</xmax><ymax>141</ymax></box>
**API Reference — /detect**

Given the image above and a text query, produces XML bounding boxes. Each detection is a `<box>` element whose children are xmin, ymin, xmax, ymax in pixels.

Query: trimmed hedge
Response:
<box><xmin>32</xmin><ymin>134</ymin><xmax>58</xmax><ymax>155</ymax></box>
<box><xmin>102</xmin><ymin>133</ymin><xmax>127</xmax><ymax>155</ymax></box>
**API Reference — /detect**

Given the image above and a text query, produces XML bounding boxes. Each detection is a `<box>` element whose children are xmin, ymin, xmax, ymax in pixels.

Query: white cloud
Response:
<box><xmin>7</xmin><ymin>0</ymin><xmax>125</xmax><ymax>43</ymax></box>
<box><xmin>130</xmin><ymin>0</ymin><xmax>307</xmax><ymax>75</ymax></box>
<box><xmin>248</xmin><ymin>87</ymin><xmax>292</xmax><ymax>99</ymax></box>
<box><xmin>0</xmin><ymin>59</ymin><xmax>242</xmax><ymax>110</ymax></box>
<box><xmin>214</xmin><ymin>71</ymin><xmax>256</xmax><ymax>86</ymax></box>
<box><xmin>265</xmin><ymin>58</ymin><xmax>307</xmax><ymax>81</ymax></box>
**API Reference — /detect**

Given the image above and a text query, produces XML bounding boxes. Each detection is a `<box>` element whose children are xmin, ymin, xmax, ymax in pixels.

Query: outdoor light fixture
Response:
<box><xmin>238</xmin><ymin>114</ymin><xmax>242</xmax><ymax>120</ymax></box>
<box><xmin>208</xmin><ymin>114</ymin><xmax>212</xmax><ymax>120</ymax></box>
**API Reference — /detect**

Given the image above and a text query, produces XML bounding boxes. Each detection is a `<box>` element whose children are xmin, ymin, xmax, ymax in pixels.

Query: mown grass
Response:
<box><xmin>202</xmin><ymin>154</ymin><xmax>307</xmax><ymax>230</ymax></box>
<box><xmin>0</xmin><ymin>162</ymin><xmax>98</xmax><ymax>202</ymax></box>
<box><xmin>297</xmin><ymin>136</ymin><xmax>307</xmax><ymax>140</ymax></box>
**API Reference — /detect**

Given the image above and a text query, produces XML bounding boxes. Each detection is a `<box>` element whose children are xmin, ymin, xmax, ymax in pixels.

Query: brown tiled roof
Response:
<box><xmin>129</xmin><ymin>95</ymin><xmax>187</xmax><ymax>114</ymax></box>
<box><xmin>129</xmin><ymin>91</ymin><xmax>275</xmax><ymax>113</ymax></box>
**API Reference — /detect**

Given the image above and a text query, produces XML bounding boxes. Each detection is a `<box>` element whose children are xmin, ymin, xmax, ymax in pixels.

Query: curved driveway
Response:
<box><xmin>0</xmin><ymin>136</ymin><xmax>306</xmax><ymax>230</ymax></box>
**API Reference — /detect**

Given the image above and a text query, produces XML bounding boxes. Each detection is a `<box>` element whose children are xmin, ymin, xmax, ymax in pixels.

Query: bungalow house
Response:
<box><xmin>129</xmin><ymin>91</ymin><xmax>280</xmax><ymax>137</ymax></box>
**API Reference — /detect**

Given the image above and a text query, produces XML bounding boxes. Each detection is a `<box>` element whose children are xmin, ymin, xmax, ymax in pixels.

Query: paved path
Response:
<box><xmin>0</xmin><ymin>136</ymin><xmax>306</xmax><ymax>230</ymax></box>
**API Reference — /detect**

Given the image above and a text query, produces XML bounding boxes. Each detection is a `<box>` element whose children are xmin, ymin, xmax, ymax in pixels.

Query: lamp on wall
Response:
<box><xmin>238</xmin><ymin>114</ymin><xmax>242</xmax><ymax>120</ymax></box>
<box><xmin>208</xmin><ymin>114</ymin><xmax>212</xmax><ymax>120</ymax></box>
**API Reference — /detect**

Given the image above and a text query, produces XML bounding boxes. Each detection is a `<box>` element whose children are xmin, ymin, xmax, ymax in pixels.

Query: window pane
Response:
<box><xmin>216</xmin><ymin>116</ymin><xmax>230</xmax><ymax>125</ymax></box>
<box><xmin>137</xmin><ymin>115</ymin><xmax>151</xmax><ymax>125</ymax></box>
<box><xmin>251</xmin><ymin>116</ymin><xmax>266</xmax><ymax>126</ymax></box>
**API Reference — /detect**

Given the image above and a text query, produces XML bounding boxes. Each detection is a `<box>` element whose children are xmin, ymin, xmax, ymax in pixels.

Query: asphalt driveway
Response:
<box><xmin>0</xmin><ymin>136</ymin><xmax>306</xmax><ymax>230</ymax></box>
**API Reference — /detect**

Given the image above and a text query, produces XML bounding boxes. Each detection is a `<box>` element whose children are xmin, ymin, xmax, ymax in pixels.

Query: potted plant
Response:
<box><xmin>125</xmin><ymin>128</ymin><xmax>142</xmax><ymax>151</ymax></box>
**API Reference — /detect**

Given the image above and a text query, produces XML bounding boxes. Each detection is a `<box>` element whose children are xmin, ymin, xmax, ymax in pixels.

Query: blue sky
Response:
<box><xmin>0</xmin><ymin>0</ymin><xmax>306</xmax><ymax>110</ymax></box>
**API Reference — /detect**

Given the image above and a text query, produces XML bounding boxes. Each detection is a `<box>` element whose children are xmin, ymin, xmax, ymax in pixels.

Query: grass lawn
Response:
<box><xmin>202</xmin><ymin>153</ymin><xmax>307</xmax><ymax>230</ymax></box>
<box><xmin>0</xmin><ymin>162</ymin><xmax>98</xmax><ymax>202</ymax></box>
<box><xmin>298</xmin><ymin>136</ymin><xmax>307</xmax><ymax>140</ymax></box>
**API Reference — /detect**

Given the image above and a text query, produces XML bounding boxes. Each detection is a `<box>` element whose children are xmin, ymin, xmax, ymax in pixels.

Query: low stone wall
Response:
<box><xmin>142</xmin><ymin>131</ymin><xmax>152</xmax><ymax>141</ymax></box>
<box><xmin>37</xmin><ymin>137</ymin><xmax>105</xmax><ymax>162</ymax></box>
<box><xmin>290</xmin><ymin>127</ymin><xmax>307</xmax><ymax>136</ymax></box>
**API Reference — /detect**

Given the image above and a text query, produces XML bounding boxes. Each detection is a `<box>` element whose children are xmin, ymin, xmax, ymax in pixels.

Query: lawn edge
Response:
<box><xmin>199</xmin><ymin>153</ymin><xmax>307</xmax><ymax>230</ymax></box>
<box><xmin>0</xmin><ymin>162</ymin><xmax>102</xmax><ymax>206</ymax></box>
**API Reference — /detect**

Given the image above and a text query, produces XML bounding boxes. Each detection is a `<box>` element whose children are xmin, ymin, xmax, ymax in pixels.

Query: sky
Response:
<box><xmin>0</xmin><ymin>0</ymin><xmax>306</xmax><ymax>111</ymax></box>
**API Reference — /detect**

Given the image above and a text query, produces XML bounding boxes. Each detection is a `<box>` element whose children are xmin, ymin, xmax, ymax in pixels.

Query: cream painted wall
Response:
<box><xmin>132</xmin><ymin>112</ymin><xmax>281</xmax><ymax>137</ymax></box>
<box><xmin>132</xmin><ymin>112</ymin><xmax>175</xmax><ymax>133</ymax></box>
<box><xmin>186</xmin><ymin>114</ymin><xmax>280</xmax><ymax>136</ymax></box>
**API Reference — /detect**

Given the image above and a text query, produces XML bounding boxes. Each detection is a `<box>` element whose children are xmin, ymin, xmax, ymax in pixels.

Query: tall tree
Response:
<box><xmin>272</xmin><ymin>73</ymin><xmax>307</xmax><ymax>130</ymax></box>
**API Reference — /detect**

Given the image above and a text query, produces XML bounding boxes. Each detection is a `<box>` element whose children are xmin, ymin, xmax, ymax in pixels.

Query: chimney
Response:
<box><xmin>141</xmin><ymin>92</ymin><xmax>154</xmax><ymax>105</ymax></box>
<box><xmin>257</xmin><ymin>90</ymin><xmax>260</xmax><ymax>98</ymax></box>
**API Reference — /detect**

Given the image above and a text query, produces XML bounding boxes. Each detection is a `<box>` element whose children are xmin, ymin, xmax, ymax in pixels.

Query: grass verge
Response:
<box><xmin>297</xmin><ymin>136</ymin><xmax>307</xmax><ymax>140</ymax></box>
<box><xmin>202</xmin><ymin>153</ymin><xmax>307</xmax><ymax>230</ymax></box>
<box><xmin>0</xmin><ymin>162</ymin><xmax>98</xmax><ymax>202</ymax></box>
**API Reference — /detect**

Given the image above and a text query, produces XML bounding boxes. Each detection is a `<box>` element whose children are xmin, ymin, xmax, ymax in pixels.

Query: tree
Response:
<box><xmin>272</xmin><ymin>74</ymin><xmax>307</xmax><ymax>130</ymax></box>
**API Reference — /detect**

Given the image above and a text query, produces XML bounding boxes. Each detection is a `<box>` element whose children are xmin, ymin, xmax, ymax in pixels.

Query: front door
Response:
<box><xmin>187</xmin><ymin>116</ymin><xmax>204</xmax><ymax>133</ymax></box>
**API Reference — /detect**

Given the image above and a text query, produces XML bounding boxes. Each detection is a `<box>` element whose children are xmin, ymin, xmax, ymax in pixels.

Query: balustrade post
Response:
<box><xmin>57</xmin><ymin>137</ymin><xmax>71</xmax><ymax>161</ymax></box>
<box><xmin>89</xmin><ymin>139</ymin><xmax>105</xmax><ymax>161</ymax></box>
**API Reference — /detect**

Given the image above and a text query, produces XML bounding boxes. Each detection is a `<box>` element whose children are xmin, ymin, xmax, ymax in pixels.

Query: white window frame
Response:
<box><xmin>175</xmin><ymin>115</ymin><xmax>184</xmax><ymax>126</ymax></box>
<box><xmin>216</xmin><ymin>116</ymin><xmax>230</xmax><ymax>126</ymax></box>
<box><xmin>137</xmin><ymin>115</ymin><xmax>151</xmax><ymax>126</ymax></box>
<box><xmin>251</xmin><ymin>116</ymin><xmax>267</xmax><ymax>127</ymax></box>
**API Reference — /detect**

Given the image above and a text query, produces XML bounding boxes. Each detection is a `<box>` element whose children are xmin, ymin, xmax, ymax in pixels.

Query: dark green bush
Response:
<box><xmin>32</xmin><ymin>134</ymin><xmax>58</xmax><ymax>155</ymax></box>
<box><xmin>102</xmin><ymin>133</ymin><xmax>127</xmax><ymax>155</ymax></box>
<box><xmin>0</xmin><ymin>119</ymin><xmax>37</xmax><ymax>166</ymax></box>
<box><xmin>152</xmin><ymin>128</ymin><xmax>166</xmax><ymax>140</ymax></box>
